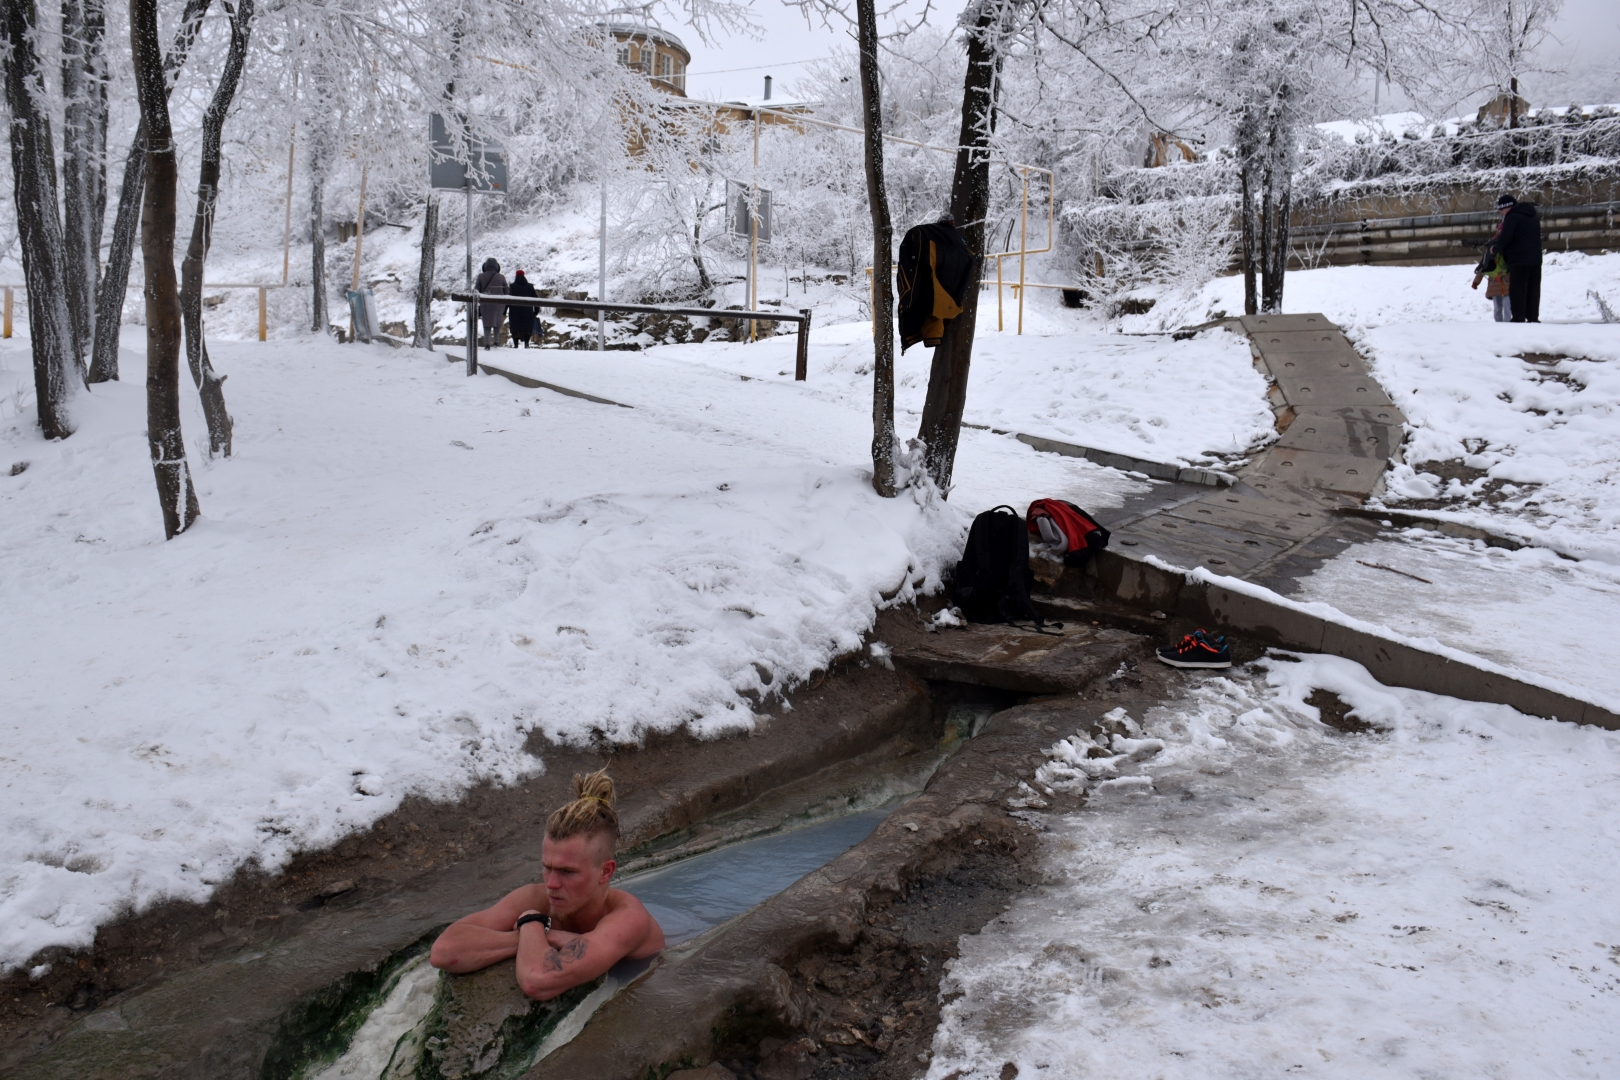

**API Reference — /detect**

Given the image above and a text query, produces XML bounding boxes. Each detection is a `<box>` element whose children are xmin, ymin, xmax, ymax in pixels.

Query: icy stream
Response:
<box><xmin>293</xmin><ymin>803</ymin><xmax>902</xmax><ymax>1079</ymax></box>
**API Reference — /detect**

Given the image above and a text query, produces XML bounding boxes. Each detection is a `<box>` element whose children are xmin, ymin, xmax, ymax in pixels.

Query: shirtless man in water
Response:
<box><xmin>429</xmin><ymin>769</ymin><xmax>664</xmax><ymax>1000</ymax></box>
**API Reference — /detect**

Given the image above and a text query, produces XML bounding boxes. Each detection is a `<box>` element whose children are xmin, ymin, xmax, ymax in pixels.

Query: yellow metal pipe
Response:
<box><xmin>1017</xmin><ymin>169</ymin><xmax>1028</xmax><ymax>335</ymax></box>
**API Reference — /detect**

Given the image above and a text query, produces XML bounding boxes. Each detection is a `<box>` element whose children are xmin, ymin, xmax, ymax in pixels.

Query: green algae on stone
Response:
<box><xmin>416</xmin><ymin>959</ymin><xmax>597</xmax><ymax>1080</ymax></box>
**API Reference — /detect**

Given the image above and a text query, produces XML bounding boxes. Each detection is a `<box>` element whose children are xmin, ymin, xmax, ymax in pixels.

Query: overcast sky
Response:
<box><xmin>670</xmin><ymin>0</ymin><xmax>1620</xmax><ymax>110</ymax></box>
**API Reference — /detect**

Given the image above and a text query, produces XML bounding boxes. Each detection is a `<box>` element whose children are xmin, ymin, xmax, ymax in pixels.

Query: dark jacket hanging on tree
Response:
<box><xmin>896</xmin><ymin>220</ymin><xmax>972</xmax><ymax>352</ymax></box>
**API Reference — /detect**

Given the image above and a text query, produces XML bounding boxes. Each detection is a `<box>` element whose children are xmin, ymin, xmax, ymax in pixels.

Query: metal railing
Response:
<box><xmin>449</xmin><ymin>291</ymin><xmax>813</xmax><ymax>380</ymax></box>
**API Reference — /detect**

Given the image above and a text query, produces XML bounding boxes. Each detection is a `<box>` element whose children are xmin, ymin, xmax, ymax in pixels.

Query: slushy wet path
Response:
<box><xmin>926</xmin><ymin>657</ymin><xmax>1620</xmax><ymax>1080</ymax></box>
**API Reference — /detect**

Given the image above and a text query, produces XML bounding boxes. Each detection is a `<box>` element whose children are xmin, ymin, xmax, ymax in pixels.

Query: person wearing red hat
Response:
<box><xmin>509</xmin><ymin>270</ymin><xmax>539</xmax><ymax>347</ymax></box>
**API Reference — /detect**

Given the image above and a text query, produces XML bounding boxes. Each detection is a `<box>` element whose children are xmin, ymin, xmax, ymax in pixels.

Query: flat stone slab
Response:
<box><xmin>1113</xmin><ymin>515</ymin><xmax>1295</xmax><ymax>573</ymax></box>
<box><xmin>1250</xmin><ymin>446</ymin><xmax>1384</xmax><ymax>496</ymax></box>
<box><xmin>1166</xmin><ymin>492</ymin><xmax>1334</xmax><ymax>537</ymax></box>
<box><xmin>1252</xmin><ymin>328</ymin><xmax>1360</xmax><ymax>356</ymax></box>
<box><xmin>1239</xmin><ymin>313</ymin><xmax>1337</xmax><ymax>333</ymax></box>
<box><xmin>1256</xmin><ymin>348</ymin><xmax>1363</xmax><ymax>379</ymax></box>
<box><xmin>1240</xmin><ymin>473</ymin><xmax>1360</xmax><ymax>507</ymax></box>
<box><xmin>1275</xmin><ymin>409</ymin><xmax>1400</xmax><ymax>459</ymax></box>
<box><xmin>1272</xmin><ymin>374</ymin><xmax>1394</xmax><ymax>408</ymax></box>
<box><xmin>889</xmin><ymin>624</ymin><xmax>1140</xmax><ymax>695</ymax></box>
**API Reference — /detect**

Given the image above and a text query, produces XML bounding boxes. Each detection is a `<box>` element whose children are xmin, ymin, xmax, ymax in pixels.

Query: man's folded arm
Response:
<box><xmin>514</xmin><ymin>902</ymin><xmax>650</xmax><ymax>1000</ymax></box>
<box><xmin>429</xmin><ymin>885</ymin><xmax>547</xmax><ymax>973</ymax></box>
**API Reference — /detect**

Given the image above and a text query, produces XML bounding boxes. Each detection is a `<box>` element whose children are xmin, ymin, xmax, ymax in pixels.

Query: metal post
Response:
<box><xmin>465</xmin><ymin>181</ymin><xmax>475</xmax><ymax>376</ymax></box>
<box><xmin>996</xmin><ymin>254</ymin><xmax>1004</xmax><ymax>331</ymax></box>
<box><xmin>351</xmin><ymin>163</ymin><xmax>369</xmax><ymax>292</ymax></box>
<box><xmin>282</xmin><ymin>136</ymin><xmax>295</xmax><ymax>285</ymax></box>
<box><xmin>1017</xmin><ymin>169</ymin><xmax>1029</xmax><ymax>335</ymax></box>
<box><xmin>794</xmin><ymin>309</ymin><xmax>811</xmax><ymax>381</ymax></box>
<box><xmin>350</xmin><ymin>162</ymin><xmax>369</xmax><ymax>342</ymax></box>
<box><xmin>749</xmin><ymin>109</ymin><xmax>760</xmax><ymax>342</ymax></box>
<box><xmin>3</xmin><ymin>287</ymin><xmax>11</xmax><ymax>338</ymax></box>
<box><xmin>258</xmin><ymin>287</ymin><xmax>267</xmax><ymax>341</ymax></box>
<box><xmin>598</xmin><ymin>162</ymin><xmax>606</xmax><ymax>352</ymax></box>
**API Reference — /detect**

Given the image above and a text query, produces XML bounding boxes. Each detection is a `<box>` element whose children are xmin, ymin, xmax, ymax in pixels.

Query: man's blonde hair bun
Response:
<box><xmin>545</xmin><ymin>768</ymin><xmax>621</xmax><ymax>851</ymax></box>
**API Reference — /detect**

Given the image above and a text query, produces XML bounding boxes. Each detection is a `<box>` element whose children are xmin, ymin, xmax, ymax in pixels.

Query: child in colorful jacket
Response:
<box><xmin>1471</xmin><ymin>252</ymin><xmax>1512</xmax><ymax>322</ymax></box>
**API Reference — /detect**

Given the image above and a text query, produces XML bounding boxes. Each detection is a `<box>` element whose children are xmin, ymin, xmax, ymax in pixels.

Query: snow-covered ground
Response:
<box><xmin>489</xmin><ymin>316</ymin><xmax>1273</xmax><ymax>472</ymax></box>
<box><xmin>1130</xmin><ymin>249</ymin><xmax>1620</xmax><ymax>333</ymax></box>
<box><xmin>0</xmin><ymin>332</ymin><xmax>948</xmax><ymax>970</ymax></box>
<box><xmin>1354</xmin><ymin>320</ymin><xmax>1620</xmax><ymax>561</ymax></box>
<box><xmin>1295</xmin><ymin>530</ymin><xmax>1620</xmax><ymax>703</ymax></box>
<box><xmin>929</xmin><ymin>655</ymin><xmax>1620</xmax><ymax>1079</ymax></box>
<box><xmin>0</xmin><ymin>309</ymin><xmax>1272</xmax><ymax>970</ymax></box>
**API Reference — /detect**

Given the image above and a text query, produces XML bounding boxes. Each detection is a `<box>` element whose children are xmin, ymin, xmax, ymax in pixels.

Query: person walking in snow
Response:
<box><xmin>508</xmin><ymin>270</ymin><xmax>539</xmax><ymax>347</ymax></box>
<box><xmin>475</xmin><ymin>257</ymin><xmax>509</xmax><ymax>348</ymax></box>
<box><xmin>1487</xmin><ymin>195</ymin><xmax>1542</xmax><ymax>323</ymax></box>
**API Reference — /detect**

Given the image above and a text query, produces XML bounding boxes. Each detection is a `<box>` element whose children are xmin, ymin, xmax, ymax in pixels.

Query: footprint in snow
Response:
<box><xmin>451</xmin><ymin>440</ymin><xmax>473</xmax><ymax>450</ymax></box>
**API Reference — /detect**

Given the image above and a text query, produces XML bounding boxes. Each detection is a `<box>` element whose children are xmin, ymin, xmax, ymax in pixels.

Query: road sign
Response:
<box><xmin>429</xmin><ymin>112</ymin><xmax>508</xmax><ymax>193</ymax></box>
<box><xmin>728</xmin><ymin>180</ymin><xmax>772</xmax><ymax>243</ymax></box>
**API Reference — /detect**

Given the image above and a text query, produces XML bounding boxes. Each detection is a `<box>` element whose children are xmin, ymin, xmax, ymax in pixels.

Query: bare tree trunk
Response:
<box><xmin>1237</xmin><ymin>111</ymin><xmax>1263</xmax><ymax>318</ymax></box>
<box><xmin>179</xmin><ymin>0</ymin><xmax>251</xmax><ymax>457</ymax></box>
<box><xmin>689</xmin><ymin>199</ymin><xmax>716</xmax><ymax>294</ymax></box>
<box><xmin>310</xmin><ymin>171</ymin><xmax>328</xmax><ymax>332</ymax></box>
<box><xmin>60</xmin><ymin>0</ymin><xmax>106</xmax><ymax>365</ymax></box>
<box><xmin>91</xmin><ymin>138</ymin><xmax>144</xmax><ymax>382</ymax></box>
<box><xmin>131</xmin><ymin>0</ymin><xmax>200</xmax><ymax>538</ymax></box>
<box><xmin>856</xmin><ymin>0</ymin><xmax>897</xmax><ymax>498</ymax></box>
<box><xmin>1258</xmin><ymin>149</ymin><xmax>1275</xmax><ymax>312</ymax></box>
<box><xmin>3</xmin><ymin>0</ymin><xmax>79</xmax><ymax>437</ymax></box>
<box><xmin>414</xmin><ymin>194</ymin><xmax>439</xmax><ymax>348</ymax></box>
<box><xmin>1258</xmin><ymin>109</ymin><xmax>1292</xmax><ymax>313</ymax></box>
<box><xmin>1244</xmin><ymin>165</ymin><xmax>1257</xmax><ymax>317</ymax></box>
<box><xmin>915</xmin><ymin>2</ymin><xmax>1001</xmax><ymax>496</ymax></box>
<box><xmin>89</xmin><ymin>0</ymin><xmax>211</xmax><ymax>383</ymax></box>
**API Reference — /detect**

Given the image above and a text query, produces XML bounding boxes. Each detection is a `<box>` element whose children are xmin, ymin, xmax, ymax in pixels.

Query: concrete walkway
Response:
<box><xmin>1104</xmin><ymin>313</ymin><xmax>1404</xmax><ymax>593</ymax></box>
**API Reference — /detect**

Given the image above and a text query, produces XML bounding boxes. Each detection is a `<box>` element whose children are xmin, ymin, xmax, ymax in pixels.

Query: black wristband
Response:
<box><xmin>515</xmin><ymin>912</ymin><xmax>550</xmax><ymax>931</ymax></box>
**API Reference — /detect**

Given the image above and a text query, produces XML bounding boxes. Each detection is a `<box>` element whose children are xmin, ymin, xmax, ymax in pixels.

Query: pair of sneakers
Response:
<box><xmin>1155</xmin><ymin>629</ymin><xmax>1232</xmax><ymax>669</ymax></box>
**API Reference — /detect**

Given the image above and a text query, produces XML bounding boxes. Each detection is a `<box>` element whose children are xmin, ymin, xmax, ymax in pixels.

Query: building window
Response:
<box><xmin>659</xmin><ymin>53</ymin><xmax>673</xmax><ymax>80</ymax></box>
<box><xmin>674</xmin><ymin>60</ymin><xmax>686</xmax><ymax>92</ymax></box>
<box><xmin>617</xmin><ymin>44</ymin><xmax>630</xmax><ymax>66</ymax></box>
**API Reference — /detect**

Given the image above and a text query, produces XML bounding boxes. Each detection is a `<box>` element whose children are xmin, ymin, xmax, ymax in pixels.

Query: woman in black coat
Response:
<box><xmin>508</xmin><ymin>270</ymin><xmax>538</xmax><ymax>346</ymax></box>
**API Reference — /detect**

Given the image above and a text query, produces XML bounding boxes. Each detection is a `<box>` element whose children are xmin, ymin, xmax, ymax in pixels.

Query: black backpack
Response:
<box><xmin>951</xmin><ymin>506</ymin><xmax>1043</xmax><ymax>625</ymax></box>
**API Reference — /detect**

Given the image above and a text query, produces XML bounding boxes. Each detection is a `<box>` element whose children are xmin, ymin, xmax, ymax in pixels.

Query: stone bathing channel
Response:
<box><xmin>9</xmin><ymin>314</ymin><xmax>1616</xmax><ymax>1079</ymax></box>
<box><xmin>7</xmin><ymin>606</ymin><xmax>1162</xmax><ymax>1080</ymax></box>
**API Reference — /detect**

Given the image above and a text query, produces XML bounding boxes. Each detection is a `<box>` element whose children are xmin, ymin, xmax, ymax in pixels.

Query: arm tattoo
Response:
<box><xmin>543</xmin><ymin>950</ymin><xmax>563</xmax><ymax>972</ymax></box>
<box><xmin>559</xmin><ymin>938</ymin><xmax>588</xmax><ymax>964</ymax></box>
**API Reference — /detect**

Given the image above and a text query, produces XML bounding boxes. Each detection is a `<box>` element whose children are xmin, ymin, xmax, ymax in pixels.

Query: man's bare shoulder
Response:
<box><xmin>605</xmin><ymin>887</ymin><xmax>648</xmax><ymax>913</ymax></box>
<box><xmin>605</xmin><ymin>887</ymin><xmax>664</xmax><ymax>956</ymax></box>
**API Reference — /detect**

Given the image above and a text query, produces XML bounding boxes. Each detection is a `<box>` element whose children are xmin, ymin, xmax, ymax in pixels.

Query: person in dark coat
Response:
<box><xmin>1488</xmin><ymin>195</ymin><xmax>1541</xmax><ymax>323</ymax></box>
<box><xmin>475</xmin><ymin>257</ymin><xmax>508</xmax><ymax>347</ymax></box>
<box><xmin>508</xmin><ymin>270</ymin><xmax>539</xmax><ymax>347</ymax></box>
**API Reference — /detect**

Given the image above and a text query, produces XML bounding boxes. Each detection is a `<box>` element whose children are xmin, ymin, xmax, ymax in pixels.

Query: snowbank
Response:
<box><xmin>1294</xmin><ymin>529</ymin><xmax>1620</xmax><ymax>702</ymax></box>
<box><xmin>0</xmin><ymin>333</ymin><xmax>965</xmax><ymax>971</ymax></box>
<box><xmin>1126</xmin><ymin>249</ymin><xmax>1620</xmax><ymax>332</ymax></box>
<box><xmin>622</xmin><ymin>317</ymin><xmax>1274</xmax><ymax>469</ymax></box>
<box><xmin>1352</xmin><ymin>319</ymin><xmax>1620</xmax><ymax>559</ymax></box>
<box><xmin>0</xmin><ymin>311</ymin><xmax>1234</xmax><ymax>970</ymax></box>
<box><xmin>929</xmin><ymin>655</ymin><xmax>1620</xmax><ymax>1079</ymax></box>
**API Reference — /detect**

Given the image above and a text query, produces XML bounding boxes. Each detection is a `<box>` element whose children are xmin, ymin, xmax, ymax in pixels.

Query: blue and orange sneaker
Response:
<box><xmin>1156</xmin><ymin>629</ymin><xmax>1232</xmax><ymax>669</ymax></box>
